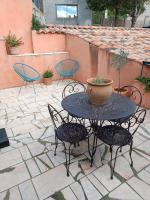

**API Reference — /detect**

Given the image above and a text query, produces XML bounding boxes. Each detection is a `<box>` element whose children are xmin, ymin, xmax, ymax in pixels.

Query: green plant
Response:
<box><xmin>92</xmin><ymin>77</ymin><xmax>106</xmax><ymax>85</ymax></box>
<box><xmin>32</xmin><ymin>15</ymin><xmax>46</xmax><ymax>31</ymax></box>
<box><xmin>136</xmin><ymin>76</ymin><xmax>150</xmax><ymax>92</ymax></box>
<box><xmin>43</xmin><ymin>70</ymin><xmax>53</xmax><ymax>78</ymax></box>
<box><xmin>5</xmin><ymin>32</ymin><xmax>23</xmax><ymax>47</ymax></box>
<box><xmin>111</xmin><ymin>41</ymin><xmax>129</xmax><ymax>90</ymax></box>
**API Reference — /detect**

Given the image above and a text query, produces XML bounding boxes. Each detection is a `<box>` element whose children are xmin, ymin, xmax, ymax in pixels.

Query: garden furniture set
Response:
<box><xmin>48</xmin><ymin>81</ymin><xmax>146</xmax><ymax>179</ymax></box>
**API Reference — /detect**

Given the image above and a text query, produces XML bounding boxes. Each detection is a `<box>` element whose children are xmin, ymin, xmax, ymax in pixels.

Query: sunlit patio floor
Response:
<box><xmin>0</xmin><ymin>80</ymin><xmax>149</xmax><ymax>200</ymax></box>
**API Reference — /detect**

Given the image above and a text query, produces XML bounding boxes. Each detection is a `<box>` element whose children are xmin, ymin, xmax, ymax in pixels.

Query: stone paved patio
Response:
<box><xmin>0</xmin><ymin>80</ymin><xmax>149</xmax><ymax>200</ymax></box>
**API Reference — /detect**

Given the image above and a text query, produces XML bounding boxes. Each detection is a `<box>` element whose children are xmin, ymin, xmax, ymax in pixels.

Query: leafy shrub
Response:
<box><xmin>43</xmin><ymin>70</ymin><xmax>53</xmax><ymax>78</ymax></box>
<box><xmin>32</xmin><ymin>16</ymin><xmax>46</xmax><ymax>31</ymax></box>
<box><xmin>5</xmin><ymin>32</ymin><xmax>23</xmax><ymax>47</ymax></box>
<box><xmin>136</xmin><ymin>76</ymin><xmax>150</xmax><ymax>92</ymax></box>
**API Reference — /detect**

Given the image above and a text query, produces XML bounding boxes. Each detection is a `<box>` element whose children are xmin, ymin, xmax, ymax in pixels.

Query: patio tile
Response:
<box><xmin>71</xmin><ymin>141</ymin><xmax>89</xmax><ymax>156</ymax></box>
<box><xmin>19</xmin><ymin>180</ymin><xmax>38</xmax><ymax>200</ymax></box>
<box><xmin>26</xmin><ymin>158</ymin><xmax>41</xmax><ymax>178</ymax></box>
<box><xmin>123</xmin><ymin>150</ymin><xmax>149</xmax><ymax>172</ymax></box>
<box><xmin>28</xmin><ymin>142</ymin><xmax>46</xmax><ymax>157</ymax></box>
<box><xmin>113</xmin><ymin>156</ymin><xmax>134</xmax><ymax>180</ymax></box>
<box><xmin>127</xmin><ymin>176</ymin><xmax>150</xmax><ymax>200</ymax></box>
<box><xmin>0</xmin><ymin>82</ymin><xmax>149</xmax><ymax>199</ymax></box>
<box><xmin>12</xmin><ymin>124</ymin><xmax>37</xmax><ymax>136</ymax></box>
<box><xmin>93</xmin><ymin>164</ymin><xmax>121</xmax><ymax>192</ymax></box>
<box><xmin>30</xmin><ymin>128</ymin><xmax>46</xmax><ymax>140</ymax></box>
<box><xmin>69</xmin><ymin>157</ymin><xmax>96</xmax><ymax>180</ymax></box>
<box><xmin>0</xmin><ymin>186</ymin><xmax>22</xmax><ymax>200</ymax></box>
<box><xmin>40</xmin><ymin>126</ymin><xmax>55</xmax><ymax>139</ymax></box>
<box><xmin>35</xmin><ymin>154</ymin><xmax>53</xmax><ymax>173</ymax></box>
<box><xmin>109</xmin><ymin>183</ymin><xmax>142</xmax><ymax>200</ymax></box>
<box><xmin>0</xmin><ymin>162</ymin><xmax>30</xmax><ymax>192</ymax></box>
<box><xmin>47</xmin><ymin>150</ymin><xmax>74</xmax><ymax>167</ymax></box>
<box><xmin>19</xmin><ymin>145</ymin><xmax>32</xmax><ymax>160</ymax></box>
<box><xmin>0</xmin><ymin>149</ymin><xmax>22</xmax><ymax>170</ymax></box>
<box><xmin>87</xmin><ymin>174</ymin><xmax>108</xmax><ymax>196</ymax></box>
<box><xmin>70</xmin><ymin>182</ymin><xmax>86</xmax><ymax>200</ymax></box>
<box><xmin>145</xmin><ymin>165</ymin><xmax>150</xmax><ymax>173</ymax></box>
<box><xmin>80</xmin><ymin>176</ymin><xmax>102</xmax><ymax>200</ymax></box>
<box><xmin>32</xmin><ymin>165</ymin><xmax>74</xmax><ymax>200</ymax></box>
<box><xmin>133</xmin><ymin>140</ymin><xmax>150</xmax><ymax>160</ymax></box>
<box><xmin>138</xmin><ymin>169</ymin><xmax>150</xmax><ymax>185</ymax></box>
<box><xmin>62</xmin><ymin>186</ymin><xmax>77</xmax><ymax>200</ymax></box>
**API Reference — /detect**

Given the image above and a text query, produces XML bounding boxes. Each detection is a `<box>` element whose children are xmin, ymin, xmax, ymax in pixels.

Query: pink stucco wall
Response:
<box><xmin>66</xmin><ymin>35</ymin><xmax>92</xmax><ymax>82</ymax></box>
<box><xmin>32</xmin><ymin>32</ymin><xmax>66</xmax><ymax>53</ymax></box>
<box><xmin>66</xmin><ymin>35</ymin><xmax>143</xmax><ymax>87</ymax></box>
<box><xmin>66</xmin><ymin>34</ymin><xmax>150</xmax><ymax>108</ymax></box>
<box><xmin>0</xmin><ymin>0</ymin><xmax>33</xmax><ymax>53</ymax></box>
<box><xmin>0</xmin><ymin>39</ymin><xmax>69</xmax><ymax>89</ymax></box>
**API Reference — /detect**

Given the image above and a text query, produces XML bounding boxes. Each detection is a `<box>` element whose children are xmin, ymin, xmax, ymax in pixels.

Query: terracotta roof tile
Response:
<box><xmin>37</xmin><ymin>25</ymin><xmax>150</xmax><ymax>63</ymax></box>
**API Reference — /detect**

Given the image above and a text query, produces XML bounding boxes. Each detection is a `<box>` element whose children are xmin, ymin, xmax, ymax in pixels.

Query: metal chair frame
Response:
<box><xmin>112</xmin><ymin>85</ymin><xmax>143</xmax><ymax>125</ymax></box>
<box><xmin>13</xmin><ymin>63</ymin><xmax>41</xmax><ymax>95</ymax></box>
<box><xmin>91</xmin><ymin>109</ymin><xmax>146</xmax><ymax>179</ymax></box>
<box><xmin>48</xmin><ymin>104</ymin><xmax>90</xmax><ymax>176</ymax></box>
<box><xmin>55</xmin><ymin>59</ymin><xmax>80</xmax><ymax>81</ymax></box>
<box><xmin>62</xmin><ymin>81</ymin><xmax>86</xmax><ymax>99</ymax></box>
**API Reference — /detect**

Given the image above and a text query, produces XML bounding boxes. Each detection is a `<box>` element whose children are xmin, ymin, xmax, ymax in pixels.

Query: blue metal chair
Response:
<box><xmin>55</xmin><ymin>59</ymin><xmax>80</xmax><ymax>80</ymax></box>
<box><xmin>13</xmin><ymin>63</ymin><xmax>41</xmax><ymax>94</ymax></box>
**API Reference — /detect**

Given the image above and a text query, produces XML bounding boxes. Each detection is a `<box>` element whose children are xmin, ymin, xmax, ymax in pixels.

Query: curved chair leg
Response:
<box><xmin>111</xmin><ymin>146</ymin><xmax>120</xmax><ymax>179</ymax></box>
<box><xmin>120</xmin><ymin>147</ymin><xmax>122</xmax><ymax>153</ymax></box>
<box><xmin>54</xmin><ymin>135</ymin><xmax>58</xmax><ymax>156</ymax></box>
<box><xmin>63</xmin><ymin>142</ymin><xmax>72</xmax><ymax>177</ymax></box>
<box><xmin>32</xmin><ymin>82</ymin><xmax>36</xmax><ymax>95</ymax></box>
<box><xmin>89</xmin><ymin>134</ymin><xmax>97</xmax><ymax>167</ymax></box>
<box><xmin>129</xmin><ymin>141</ymin><xmax>133</xmax><ymax>167</ymax></box>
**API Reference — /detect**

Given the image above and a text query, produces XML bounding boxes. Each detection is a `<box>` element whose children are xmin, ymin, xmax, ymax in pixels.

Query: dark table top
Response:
<box><xmin>61</xmin><ymin>92</ymin><xmax>136</xmax><ymax>121</ymax></box>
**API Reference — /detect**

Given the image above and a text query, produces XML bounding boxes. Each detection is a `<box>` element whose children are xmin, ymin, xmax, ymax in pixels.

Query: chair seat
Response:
<box><xmin>96</xmin><ymin>125</ymin><xmax>133</xmax><ymax>146</ymax></box>
<box><xmin>56</xmin><ymin>123</ymin><xmax>88</xmax><ymax>143</ymax></box>
<box><xmin>111</xmin><ymin>116</ymin><xmax>130</xmax><ymax>124</ymax></box>
<box><xmin>60</xmin><ymin>71</ymin><xmax>73</xmax><ymax>77</ymax></box>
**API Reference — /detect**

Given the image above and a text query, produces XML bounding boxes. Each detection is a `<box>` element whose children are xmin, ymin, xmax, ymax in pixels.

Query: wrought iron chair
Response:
<box><xmin>93</xmin><ymin>109</ymin><xmax>146</xmax><ymax>179</ymax></box>
<box><xmin>13</xmin><ymin>63</ymin><xmax>41</xmax><ymax>94</ymax></box>
<box><xmin>48</xmin><ymin>104</ymin><xmax>89</xmax><ymax>176</ymax></box>
<box><xmin>113</xmin><ymin>85</ymin><xmax>142</xmax><ymax>124</ymax></box>
<box><xmin>62</xmin><ymin>81</ymin><xmax>86</xmax><ymax>99</ymax></box>
<box><xmin>62</xmin><ymin>81</ymin><xmax>86</xmax><ymax>125</ymax></box>
<box><xmin>55</xmin><ymin>59</ymin><xmax>80</xmax><ymax>80</ymax></box>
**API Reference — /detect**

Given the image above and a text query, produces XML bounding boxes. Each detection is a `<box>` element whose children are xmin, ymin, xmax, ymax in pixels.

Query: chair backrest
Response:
<box><xmin>121</xmin><ymin>85</ymin><xmax>142</xmax><ymax>110</ymax></box>
<box><xmin>62</xmin><ymin>81</ymin><xmax>86</xmax><ymax>99</ymax></box>
<box><xmin>123</xmin><ymin>109</ymin><xmax>146</xmax><ymax>135</ymax></box>
<box><xmin>13</xmin><ymin>63</ymin><xmax>40</xmax><ymax>81</ymax></box>
<box><xmin>55</xmin><ymin>59</ymin><xmax>80</xmax><ymax>77</ymax></box>
<box><xmin>48</xmin><ymin>104</ymin><xmax>65</xmax><ymax>130</ymax></box>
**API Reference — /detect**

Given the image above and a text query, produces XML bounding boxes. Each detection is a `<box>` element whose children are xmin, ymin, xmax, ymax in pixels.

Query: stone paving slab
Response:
<box><xmin>0</xmin><ymin>81</ymin><xmax>149</xmax><ymax>200</ymax></box>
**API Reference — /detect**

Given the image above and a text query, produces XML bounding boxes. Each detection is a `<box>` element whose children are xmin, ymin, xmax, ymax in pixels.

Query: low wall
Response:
<box><xmin>66</xmin><ymin>35</ymin><xmax>92</xmax><ymax>82</ymax></box>
<box><xmin>66</xmin><ymin>34</ymin><xmax>145</xmax><ymax>86</ymax></box>
<box><xmin>0</xmin><ymin>39</ymin><xmax>69</xmax><ymax>89</ymax></box>
<box><xmin>32</xmin><ymin>32</ymin><xmax>67</xmax><ymax>53</ymax></box>
<box><xmin>66</xmin><ymin>34</ymin><xmax>150</xmax><ymax>108</ymax></box>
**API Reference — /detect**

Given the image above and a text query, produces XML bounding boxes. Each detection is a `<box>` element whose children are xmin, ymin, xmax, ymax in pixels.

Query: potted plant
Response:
<box><xmin>111</xmin><ymin>40</ymin><xmax>129</xmax><ymax>95</ymax></box>
<box><xmin>136</xmin><ymin>76</ymin><xmax>150</xmax><ymax>92</ymax></box>
<box><xmin>43</xmin><ymin>70</ymin><xmax>53</xmax><ymax>85</ymax></box>
<box><xmin>87</xmin><ymin>77</ymin><xmax>113</xmax><ymax>106</ymax></box>
<box><xmin>4</xmin><ymin>32</ymin><xmax>23</xmax><ymax>55</ymax></box>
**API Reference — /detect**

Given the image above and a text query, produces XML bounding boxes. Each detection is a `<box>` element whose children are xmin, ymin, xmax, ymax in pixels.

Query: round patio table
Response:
<box><xmin>61</xmin><ymin>92</ymin><xmax>136</xmax><ymax>121</ymax></box>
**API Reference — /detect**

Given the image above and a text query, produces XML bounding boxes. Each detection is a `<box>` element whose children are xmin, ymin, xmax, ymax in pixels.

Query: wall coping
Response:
<box><xmin>8</xmin><ymin>51</ymin><xmax>69</xmax><ymax>57</ymax></box>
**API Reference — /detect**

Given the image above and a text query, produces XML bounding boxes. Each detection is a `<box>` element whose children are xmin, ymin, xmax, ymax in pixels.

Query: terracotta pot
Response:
<box><xmin>9</xmin><ymin>46</ymin><xmax>20</xmax><ymax>55</ymax></box>
<box><xmin>87</xmin><ymin>77</ymin><xmax>113</xmax><ymax>106</ymax></box>
<box><xmin>114</xmin><ymin>88</ymin><xmax>130</xmax><ymax>97</ymax></box>
<box><xmin>43</xmin><ymin>77</ymin><xmax>53</xmax><ymax>85</ymax></box>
